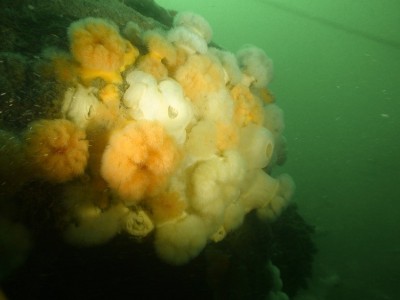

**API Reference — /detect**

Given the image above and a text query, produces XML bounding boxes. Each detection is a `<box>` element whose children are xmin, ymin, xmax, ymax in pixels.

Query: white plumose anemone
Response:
<box><xmin>123</xmin><ymin>70</ymin><xmax>193</xmax><ymax>143</ymax></box>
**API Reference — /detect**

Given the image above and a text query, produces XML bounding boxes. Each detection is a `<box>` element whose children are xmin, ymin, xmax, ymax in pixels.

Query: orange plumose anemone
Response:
<box><xmin>137</xmin><ymin>30</ymin><xmax>177</xmax><ymax>80</ymax></box>
<box><xmin>174</xmin><ymin>54</ymin><xmax>225</xmax><ymax>104</ymax></box>
<box><xmin>230</xmin><ymin>84</ymin><xmax>264</xmax><ymax>127</ymax></box>
<box><xmin>68</xmin><ymin>17</ymin><xmax>139</xmax><ymax>85</ymax></box>
<box><xmin>101</xmin><ymin>120</ymin><xmax>181</xmax><ymax>205</ymax></box>
<box><xmin>23</xmin><ymin>119</ymin><xmax>89</xmax><ymax>183</ymax></box>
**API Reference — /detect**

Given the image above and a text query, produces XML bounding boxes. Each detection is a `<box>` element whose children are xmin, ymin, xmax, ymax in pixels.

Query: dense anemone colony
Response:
<box><xmin>0</xmin><ymin>11</ymin><xmax>295</xmax><ymax>269</ymax></box>
<box><xmin>0</xmin><ymin>3</ymin><xmax>318</xmax><ymax>298</ymax></box>
<box><xmin>0</xmin><ymin>12</ymin><xmax>295</xmax><ymax>263</ymax></box>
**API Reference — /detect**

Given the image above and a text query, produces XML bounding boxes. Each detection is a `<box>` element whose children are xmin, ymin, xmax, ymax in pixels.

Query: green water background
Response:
<box><xmin>157</xmin><ymin>0</ymin><xmax>400</xmax><ymax>299</ymax></box>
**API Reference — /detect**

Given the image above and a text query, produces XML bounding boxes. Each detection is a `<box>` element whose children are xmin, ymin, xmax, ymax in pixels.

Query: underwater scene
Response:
<box><xmin>0</xmin><ymin>0</ymin><xmax>399</xmax><ymax>299</ymax></box>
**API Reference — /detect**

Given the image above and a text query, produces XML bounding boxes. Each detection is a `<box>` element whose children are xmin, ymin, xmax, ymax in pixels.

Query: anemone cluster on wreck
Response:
<box><xmin>0</xmin><ymin>0</ymin><xmax>316</xmax><ymax>299</ymax></box>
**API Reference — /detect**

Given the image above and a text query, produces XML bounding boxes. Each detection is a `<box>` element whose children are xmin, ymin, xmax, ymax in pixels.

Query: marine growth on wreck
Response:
<box><xmin>0</xmin><ymin>1</ymin><xmax>315</xmax><ymax>299</ymax></box>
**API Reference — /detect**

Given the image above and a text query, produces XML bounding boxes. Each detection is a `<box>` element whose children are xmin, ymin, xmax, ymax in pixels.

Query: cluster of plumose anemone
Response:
<box><xmin>0</xmin><ymin>12</ymin><xmax>294</xmax><ymax>265</ymax></box>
